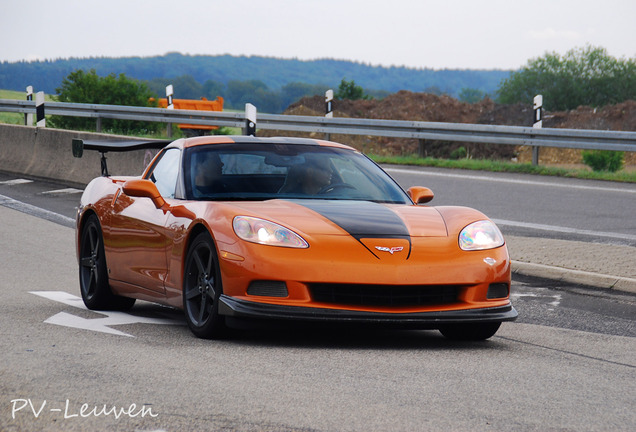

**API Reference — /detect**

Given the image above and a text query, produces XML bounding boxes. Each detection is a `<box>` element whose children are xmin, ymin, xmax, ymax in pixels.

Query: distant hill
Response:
<box><xmin>0</xmin><ymin>53</ymin><xmax>511</xmax><ymax>99</ymax></box>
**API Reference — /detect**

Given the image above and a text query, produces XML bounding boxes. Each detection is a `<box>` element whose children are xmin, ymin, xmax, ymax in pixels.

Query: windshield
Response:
<box><xmin>184</xmin><ymin>143</ymin><xmax>410</xmax><ymax>204</ymax></box>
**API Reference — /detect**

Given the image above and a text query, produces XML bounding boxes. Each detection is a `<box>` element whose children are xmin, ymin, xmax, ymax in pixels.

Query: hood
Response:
<box><xmin>230</xmin><ymin>199</ymin><xmax>448</xmax><ymax>239</ymax></box>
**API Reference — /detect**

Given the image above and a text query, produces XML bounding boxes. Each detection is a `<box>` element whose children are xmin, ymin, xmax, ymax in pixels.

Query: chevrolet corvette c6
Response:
<box><xmin>74</xmin><ymin>135</ymin><xmax>517</xmax><ymax>340</ymax></box>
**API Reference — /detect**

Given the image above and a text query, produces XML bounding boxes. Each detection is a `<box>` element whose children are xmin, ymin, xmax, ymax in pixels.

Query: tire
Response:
<box><xmin>79</xmin><ymin>214</ymin><xmax>135</xmax><ymax>311</ymax></box>
<box><xmin>439</xmin><ymin>322</ymin><xmax>501</xmax><ymax>341</ymax></box>
<box><xmin>183</xmin><ymin>231</ymin><xmax>227</xmax><ymax>339</ymax></box>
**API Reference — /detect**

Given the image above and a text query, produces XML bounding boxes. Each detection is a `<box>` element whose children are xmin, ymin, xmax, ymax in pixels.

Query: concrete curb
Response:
<box><xmin>512</xmin><ymin>260</ymin><xmax>636</xmax><ymax>294</ymax></box>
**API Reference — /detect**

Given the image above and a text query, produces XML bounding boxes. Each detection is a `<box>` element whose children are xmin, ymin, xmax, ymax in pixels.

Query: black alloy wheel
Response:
<box><xmin>183</xmin><ymin>231</ymin><xmax>226</xmax><ymax>339</ymax></box>
<box><xmin>79</xmin><ymin>214</ymin><xmax>135</xmax><ymax>311</ymax></box>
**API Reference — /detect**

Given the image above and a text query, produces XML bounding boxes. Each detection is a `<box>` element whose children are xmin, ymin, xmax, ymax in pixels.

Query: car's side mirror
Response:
<box><xmin>407</xmin><ymin>186</ymin><xmax>434</xmax><ymax>204</ymax></box>
<box><xmin>122</xmin><ymin>179</ymin><xmax>166</xmax><ymax>209</ymax></box>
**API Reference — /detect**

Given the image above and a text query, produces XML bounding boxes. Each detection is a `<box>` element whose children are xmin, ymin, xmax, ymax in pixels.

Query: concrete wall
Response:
<box><xmin>0</xmin><ymin>124</ymin><xmax>162</xmax><ymax>187</ymax></box>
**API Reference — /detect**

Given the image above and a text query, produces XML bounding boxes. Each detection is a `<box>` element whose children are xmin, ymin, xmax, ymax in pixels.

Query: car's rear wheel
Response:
<box><xmin>439</xmin><ymin>322</ymin><xmax>501</xmax><ymax>341</ymax></box>
<box><xmin>79</xmin><ymin>214</ymin><xmax>135</xmax><ymax>311</ymax></box>
<box><xmin>183</xmin><ymin>231</ymin><xmax>227</xmax><ymax>339</ymax></box>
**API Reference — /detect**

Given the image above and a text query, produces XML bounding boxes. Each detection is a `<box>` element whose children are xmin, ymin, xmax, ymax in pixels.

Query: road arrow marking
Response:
<box><xmin>31</xmin><ymin>291</ymin><xmax>182</xmax><ymax>337</ymax></box>
<box><xmin>40</xmin><ymin>188</ymin><xmax>83</xmax><ymax>195</ymax></box>
<box><xmin>0</xmin><ymin>179</ymin><xmax>33</xmax><ymax>185</ymax></box>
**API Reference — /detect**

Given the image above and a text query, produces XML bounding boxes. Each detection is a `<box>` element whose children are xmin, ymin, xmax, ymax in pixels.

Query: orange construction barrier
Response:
<box><xmin>155</xmin><ymin>96</ymin><xmax>224</xmax><ymax>133</ymax></box>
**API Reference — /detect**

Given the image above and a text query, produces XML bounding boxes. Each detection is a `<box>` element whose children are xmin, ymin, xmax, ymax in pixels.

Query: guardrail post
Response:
<box><xmin>532</xmin><ymin>95</ymin><xmax>543</xmax><ymax>165</ymax></box>
<box><xmin>96</xmin><ymin>116</ymin><xmax>102</xmax><ymax>132</ymax></box>
<box><xmin>418</xmin><ymin>139</ymin><xmax>425</xmax><ymax>158</ymax></box>
<box><xmin>35</xmin><ymin>91</ymin><xmax>45</xmax><ymax>128</ymax></box>
<box><xmin>244</xmin><ymin>103</ymin><xmax>257</xmax><ymax>136</ymax></box>
<box><xmin>166</xmin><ymin>85</ymin><xmax>174</xmax><ymax>138</ymax></box>
<box><xmin>325</xmin><ymin>89</ymin><xmax>333</xmax><ymax>140</ymax></box>
<box><xmin>25</xmin><ymin>86</ymin><xmax>33</xmax><ymax>126</ymax></box>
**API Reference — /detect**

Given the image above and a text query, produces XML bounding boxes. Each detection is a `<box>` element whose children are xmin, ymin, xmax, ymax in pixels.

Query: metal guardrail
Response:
<box><xmin>0</xmin><ymin>99</ymin><xmax>246</xmax><ymax>129</ymax></box>
<box><xmin>2</xmin><ymin>98</ymin><xmax>636</xmax><ymax>153</ymax></box>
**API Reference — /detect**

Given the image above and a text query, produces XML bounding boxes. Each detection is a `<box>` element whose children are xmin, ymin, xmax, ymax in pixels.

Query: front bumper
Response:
<box><xmin>219</xmin><ymin>295</ymin><xmax>518</xmax><ymax>328</ymax></box>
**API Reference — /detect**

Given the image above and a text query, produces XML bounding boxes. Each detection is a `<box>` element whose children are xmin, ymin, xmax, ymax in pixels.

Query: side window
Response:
<box><xmin>148</xmin><ymin>148</ymin><xmax>180</xmax><ymax>198</ymax></box>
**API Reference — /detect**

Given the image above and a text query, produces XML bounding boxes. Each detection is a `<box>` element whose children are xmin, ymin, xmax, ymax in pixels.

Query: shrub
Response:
<box><xmin>582</xmin><ymin>150</ymin><xmax>624</xmax><ymax>172</ymax></box>
<box><xmin>449</xmin><ymin>146</ymin><xmax>468</xmax><ymax>159</ymax></box>
<box><xmin>50</xmin><ymin>69</ymin><xmax>160</xmax><ymax>135</ymax></box>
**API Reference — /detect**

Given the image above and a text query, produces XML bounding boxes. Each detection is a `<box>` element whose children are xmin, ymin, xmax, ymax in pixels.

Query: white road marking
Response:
<box><xmin>31</xmin><ymin>291</ymin><xmax>182</xmax><ymax>337</ymax></box>
<box><xmin>493</xmin><ymin>218</ymin><xmax>636</xmax><ymax>242</ymax></box>
<box><xmin>510</xmin><ymin>290</ymin><xmax>562</xmax><ymax>311</ymax></box>
<box><xmin>40</xmin><ymin>188</ymin><xmax>83</xmax><ymax>195</ymax></box>
<box><xmin>385</xmin><ymin>167</ymin><xmax>636</xmax><ymax>194</ymax></box>
<box><xmin>0</xmin><ymin>194</ymin><xmax>75</xmax><ymax>226</ymax></box>
<box><xmin>383</xmin><ymin>167</ymin><xmax>633</xmax><ymax>241</ymax></box>
<box><xmin>0</xmin><ymin>178</ymin><xmax>33</xmax><ymax>186</ymax></box>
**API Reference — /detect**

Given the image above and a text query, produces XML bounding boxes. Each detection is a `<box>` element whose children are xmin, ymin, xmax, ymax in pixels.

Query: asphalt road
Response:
<box><xmin>1</xmin><ymin>168</ymin><xmax>635</xmax><ymax>431</ymax></box>
<box><xmin>0</xmin><ymin>206</ymin><xmax>635</xmax><ymax>431</ymax></box>
<box><xmin>3</xmin><ymin>166</ymin><xmax>636</xmax><ymax>246</ymax></box>
<box><xmin>386</xmin><ymin>165</ymin><xmax>636</xmax><ymax>247</ymax></box>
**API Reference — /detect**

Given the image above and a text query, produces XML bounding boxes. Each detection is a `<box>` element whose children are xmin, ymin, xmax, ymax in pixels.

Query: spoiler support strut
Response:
<box><xmin>72</xmin><ymin>138</ymin><xmax>170</xmax><ymax>177</ymax></box>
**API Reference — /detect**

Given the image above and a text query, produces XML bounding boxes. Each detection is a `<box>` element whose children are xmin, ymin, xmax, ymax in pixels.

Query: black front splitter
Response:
<box><xmin>219</xmin><ymin>295</ymin><xmax>518</xmax><ymax>328</ymax></box>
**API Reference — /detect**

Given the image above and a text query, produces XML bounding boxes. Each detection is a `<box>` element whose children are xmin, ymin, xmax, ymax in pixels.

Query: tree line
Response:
<box><xmin>44</xmin><ymin>45</ymin><xmax>636</xmax><ymax>138</ymax></box>
<box><xmin>497</xmin><ymin>45</ymin><xmax>636</xmax><ymax>111</ymax></box>
<box><xmin>0</xmin><ymin>53</ymin><xmax>509</xmax><ymax>104</ymax></box>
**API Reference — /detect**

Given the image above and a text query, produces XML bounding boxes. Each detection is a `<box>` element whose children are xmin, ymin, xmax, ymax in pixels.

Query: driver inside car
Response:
<box><xmin>194</xmin><ymin>152</ymin><xmax>227</xmax><ymax>195</ymax></box>
<box><xmin>279</xmin><ymin>156</ymin><xmax>333</xmax><ymax>195</ymax></box>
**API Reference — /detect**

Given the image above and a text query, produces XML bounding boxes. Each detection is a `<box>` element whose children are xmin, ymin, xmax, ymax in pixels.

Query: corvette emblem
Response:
<box><xmin>375</xmin><ymin>246</ymin><xmax>404</xmax><ymax>255</ymax></box>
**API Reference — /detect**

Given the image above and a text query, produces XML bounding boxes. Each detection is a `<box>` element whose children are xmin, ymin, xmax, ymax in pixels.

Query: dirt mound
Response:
<box><xmin>286</xmin><ymin>91</ymin><xmax>518</xmax><ymax>125</ymax></box>
<box><xmin>265</xmin><ymin>92</ymin><xmax>636</xmax><ymax>166</ymax></box>
<box><xmin>546</xmin><ymin>100</ymin><xmax>636</xmax><ymax>130</ymax></box>
<box><xmin>521</xmin><ymin>100</ymin><xmax>636</xmax><ymax>166</ymax></box>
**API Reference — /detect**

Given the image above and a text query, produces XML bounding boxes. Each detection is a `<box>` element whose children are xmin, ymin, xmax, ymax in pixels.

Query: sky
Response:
<box><xmin>2</xmin><ymin>0</ymin><xmax>635</xmax><ymax>70</ymax></box>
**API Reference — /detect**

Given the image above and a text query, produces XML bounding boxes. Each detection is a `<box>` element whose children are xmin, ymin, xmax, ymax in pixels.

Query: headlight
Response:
<box><xmin>233</xmin><ymin>216</ymin><xmax>309</xmax><ymax>248</ymax></box>
<box><xmin>459</xmin><ymin>220</ymin><xmax>505</xmax><ymax>251</ymax></box>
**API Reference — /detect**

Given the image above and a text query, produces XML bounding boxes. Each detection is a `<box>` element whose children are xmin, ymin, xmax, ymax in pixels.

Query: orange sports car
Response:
<box><xmin>73</xmin><ymin>135</ymin><xmax>517</xmax><ymax>340</ymax></box>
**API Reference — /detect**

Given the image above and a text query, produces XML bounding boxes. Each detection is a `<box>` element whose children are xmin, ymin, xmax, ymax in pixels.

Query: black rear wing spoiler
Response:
<box><xmin>72</xmin><ymin>138</ymin><xmax>170</xmax><ymax>176</ymax></box>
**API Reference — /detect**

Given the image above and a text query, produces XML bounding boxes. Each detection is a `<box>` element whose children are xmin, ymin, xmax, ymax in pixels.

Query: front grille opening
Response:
<box><xmin>247</xmin><ymin>280</ymin><xmax>289</xmax><ymax>297</ymax></box>
<box><xmin>309</xmin><ymin>283</ymin><xmax>460</xmax><ymax>307</ymax></box>
<box><xmin>487</xmin><ymin>283</ymin><xmax>509</xmax><ymax>299</ymax></box>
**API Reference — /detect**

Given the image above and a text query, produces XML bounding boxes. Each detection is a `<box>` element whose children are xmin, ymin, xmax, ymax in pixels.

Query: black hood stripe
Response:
<box><xmin>291</xmin><ymin>200</ymin><xmax>411</xmax><ymax>240</ymax></box>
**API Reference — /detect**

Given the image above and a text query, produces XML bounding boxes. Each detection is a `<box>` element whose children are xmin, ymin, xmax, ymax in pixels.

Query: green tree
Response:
<box><xmin>169</xmin><ymin>75</ymin><xmax>203</xmax><ymax>99</ymax></box>
<box><xmin>202</xmin><ymin>79</ymin><xmax>226</xmax><ymax>100</ymax></box>
<box><xmin>497</xmin><ymin>46</ymin><xmax>636</xmax><ymax>110</ymax></box>
<box><xmin>423</xmin><ymin>85</ymin><xmax>445</xmax><ymax>96</ymax></box>
<box><xmin>224</xmin><ymin>80</ymin><xmax>285</xmax><ymax>112</ymax></box>
<box><xmin>280</xmin><ymin>82</ymin><xmax>329</xmax><ymax>109</ymax></box>
<box><xmin>147</xmin><ymin>75</ymin><xmax>205</xmax><ymax>100</ymax></box>
<box><xmin>226</xmin><ymin>79</ymin><xmax>269</xmax><ymax>107</ymax></box>
<box><xmin>459</xmin><ymin>87</ymin><xmax>486</xmax><ymax>104</ymax></box>
<box><xmin>335</xmin><ymin>78</ymin><xmax>369</xmax><ymax>100</ymax></box>
<box><xmin>51</xmin><ymin>69</ymin><xmax>159</xmax><ymax>134</ymax></box>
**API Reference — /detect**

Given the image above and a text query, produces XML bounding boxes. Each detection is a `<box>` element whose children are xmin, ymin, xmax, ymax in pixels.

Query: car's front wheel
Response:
<box><xmin>183</xmin><ymin>231</ymin><xmax>227</xmax><ymax>339</ymax></box>
<box><xmin>439</xmin><ymin>322</ymin><xmax>501</xmax><ymax>341</ymax></box>
<box><xmin>79</xmin><ymin>214</ymin><xmax>135</xmax><ymax>311</ymax></box>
